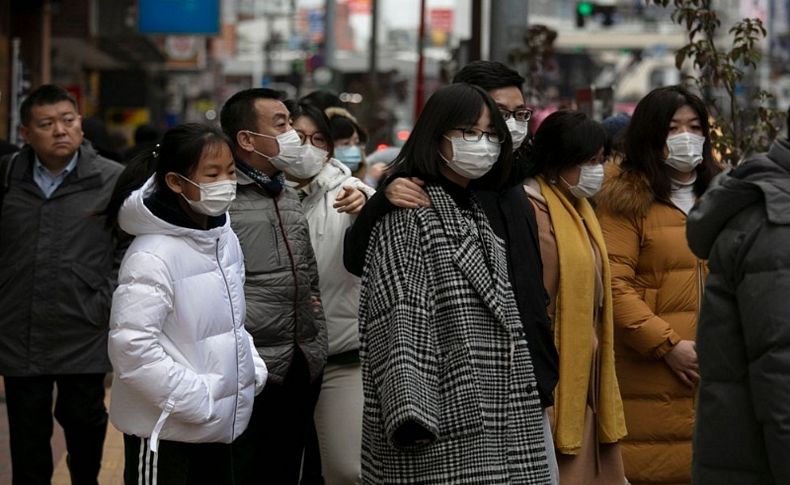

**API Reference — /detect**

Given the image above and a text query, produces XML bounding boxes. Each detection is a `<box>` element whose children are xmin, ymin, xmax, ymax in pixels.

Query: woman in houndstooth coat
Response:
<box><xmin>358</xmin><ymin>83</ymin><xmax>551</xmax><ymax>484</ymax></box>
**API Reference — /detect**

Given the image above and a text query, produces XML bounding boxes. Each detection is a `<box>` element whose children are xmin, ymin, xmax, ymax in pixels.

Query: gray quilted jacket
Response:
<box><xmin>229</xmin><ymin>171</ymin><xmax>327</xmax><ymax>384</ymax></box>
<box><xmin>687</xmin><ymin>137</ymin><xmax>790</xmax><ymax>484</ymax></box>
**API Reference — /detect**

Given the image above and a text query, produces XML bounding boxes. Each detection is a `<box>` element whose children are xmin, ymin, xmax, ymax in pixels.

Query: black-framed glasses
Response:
<box><xmin>296</xmin><ymin>130</ymin><xmax>329</xmax><ymax>149</ymax></box>
<box><xmin>499</xmin><ymin>108</ymin><xmax>533</xmax><ymax>122</ymax></box>
<box><xmin>451</xmin><ymin>128</ymin><xmax>505</xmax><ymax>144</ymax></box>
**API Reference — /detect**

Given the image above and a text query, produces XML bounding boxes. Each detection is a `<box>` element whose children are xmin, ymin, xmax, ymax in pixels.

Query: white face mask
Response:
<box><xmin>441</xmin><ymin>135</ymin><xmax>500</xmax><ymax>179</ymax></box>
<box><xmin>665</xmin><ymin>132</ymin><xmax>705</xmax><ymax>173</ymax></box>
<box><xmin>506</xmin><ymin>118</ymin><xmax>529</xmax><ymax>150</ymax></box>
<box><xmin>246</xmin><ymin>129</ymin><xmax>303</xmax><ymax>171</ymax></box>
<box><xmin>178</xmin><ymin>175</ymin><xmax>237</xmax><ymax>217</ymax></box>
<box><xmin>286</xmin><ymin>144</ymin><xmax>327</xmax><ymax>179</ymax></box>
<box><xmin>561</xmin><ymin>162</ymin><xmax>605</xmax><ymax>199</ymax></box>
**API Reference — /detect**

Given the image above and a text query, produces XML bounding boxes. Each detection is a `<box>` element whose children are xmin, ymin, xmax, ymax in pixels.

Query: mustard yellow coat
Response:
<box><xmin>595</xmin><ymin>165</ymin><xmax>704</xmax><ymax>485</ymax></box>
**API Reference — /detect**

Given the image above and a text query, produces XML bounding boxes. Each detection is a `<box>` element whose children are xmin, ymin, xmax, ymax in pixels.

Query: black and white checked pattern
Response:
<box><xmin>359</xmin><ymin>184</ymin><xmax>550</xmax><ymax>484</ymax></box>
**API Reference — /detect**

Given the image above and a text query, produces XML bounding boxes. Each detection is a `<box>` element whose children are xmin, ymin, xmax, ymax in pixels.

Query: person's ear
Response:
<box><xmin>18</xmin><ymin>125</ymin><xmax>29</xmax><ymax>144</ymax></box>
<box><xmin>165</xmin><ymin>172</ymin><xmax>185</xmax><ymax>194</ymax></box>
<box><xmin>236</xmin><ymin>130</ymin><xmax>255</xmax><ymax>153</ymax></box>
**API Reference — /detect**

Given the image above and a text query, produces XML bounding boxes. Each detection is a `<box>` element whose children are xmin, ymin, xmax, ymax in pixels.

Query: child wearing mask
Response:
<box><xmin>106</xmin><ymin>123</ymin><xmax>267</xmax><ymax>484</ymax></box>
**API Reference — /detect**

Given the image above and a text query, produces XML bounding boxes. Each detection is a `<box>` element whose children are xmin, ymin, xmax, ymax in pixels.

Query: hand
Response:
<box><xmin>333</xmin><ymin>186</ymin><xmax>366</xmax><ymax>214</ymax></box>
<box><xmin>663</xmin><ymin>340</ymin><xmax>699</xmax><ymax>388</ymax></box>
<box><xmin>386</xmin><ymin>177</ymin><xmax>431</xmax><ymax>208</ymax></box>
<box><xmin>310</xmin><ymin>295</ymin><xmax>322</xmax><ymax>316</ymax></box>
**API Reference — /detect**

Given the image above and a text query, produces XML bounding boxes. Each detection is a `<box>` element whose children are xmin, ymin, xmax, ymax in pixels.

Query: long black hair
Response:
<box><xmin>105</xmin><ymin>123</ymin><xmax>230</xmax><ymax>228</ymax></box>
<box><xmin>387</xmin><ymin>83</ymin><xmax>513</xmax><ymax>190</ymax></box>
<box><xmin>527</xmin><ymin>110</ymin><xmax>609</xmax><ymax>180</ymax></box>
<box><xmin>623</xmin><ymin>85</ymin><xmax>720</xmax><ymax>200</ymax></box>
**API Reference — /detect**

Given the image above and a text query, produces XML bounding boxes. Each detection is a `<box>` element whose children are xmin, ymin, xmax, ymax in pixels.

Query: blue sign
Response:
<box><xmin>139</xmin><ymin>0</ymin><xmax>220</xmax><ymax>35</ymax></box>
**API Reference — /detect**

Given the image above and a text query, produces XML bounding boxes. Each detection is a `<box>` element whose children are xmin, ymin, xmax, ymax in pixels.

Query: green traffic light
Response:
<box><xmin>577</xmin><ymin>1</ymin><xmax>594</xmax><ymax>16</ymax></box>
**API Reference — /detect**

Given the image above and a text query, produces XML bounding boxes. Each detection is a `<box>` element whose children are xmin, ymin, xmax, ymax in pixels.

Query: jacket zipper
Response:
<box><xmin>216</xmin><ymin>237</ymin><xmax>240</xmax><ymax>438</ymax></box>
<box><xmin>272</xmin><ymin>196</ymin><xmax>301</xmax><ymax>352</ymax></box>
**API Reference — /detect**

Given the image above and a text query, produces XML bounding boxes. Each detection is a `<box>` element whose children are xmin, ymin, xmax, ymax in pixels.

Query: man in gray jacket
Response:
<box><xmin>220</xmin><ymin>88</ymin><xmax>328</xmax><ymax>483</ymax></box>
<box><xmin>687</xmin><ymin>117</ymin><xmax>790</xmax><ymax>484</ymax></box>
<box><xmin>0</xmin><ymin>84</ymin><xmax>124</xmax><ymax>485</ymax></box>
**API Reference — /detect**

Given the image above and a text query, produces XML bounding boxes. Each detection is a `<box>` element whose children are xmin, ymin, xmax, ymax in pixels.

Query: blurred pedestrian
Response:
<box><xmin>219</xmin><ymin>88</ymin><xmax>328</xmax><ymax>484</ymax></box>
<box><xmin>82</xmin><ymin>116</ymin><xmax>123</xmax><ymax>162</ymax></box>
<box><xmin>326</xmin><ymin>107</ymin><xmax>368</xmax><ymax>180</ymax></box>
<box><xmin>358</xmin><ymin>83</ymin><xmax>550</xmax><ymax>483</ymax></box>
<box><xmin>523</xmin><ymin>111</ymin><xmax>627</xmax><ymax>484</ymax></box>
<box><xmin>106</xmin><ymin>123</ymin><xmax>267</xmax><ymax>484</ymax></box>
<box><xmin>283</xmin><ymin>100</ymin><xmax>373</xmax><ymax>485</ymax></box>
<box><xmin>123</xmin><ymin>123</ymin><xmax>161</xmax><ymax>163</ymax></box>
<box><xmin>686</xmin><ymin>113</ymin><xmax>790</xmax><ymax>484</ymax></box>
<box><xmin>343</xmin><ymin>60</ymin><xmax>560</xmax><ymax>482</ymax></box>
<box><xmin>0</xmin><ymin>84</ymin><xmax>124</xmax><ymax>485</ymax></box>
<box><xmin>595</xmin><ymin>85</ymin><xmax>722</xmax><ymax>485</ymax></box>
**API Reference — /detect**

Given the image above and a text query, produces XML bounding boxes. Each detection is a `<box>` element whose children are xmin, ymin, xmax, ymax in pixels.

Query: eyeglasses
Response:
<box><xmin>451</xmin><ymin>128</ymin><xmax>505</xmax><ymax>144</ymax></box>
<box><xmin>499</xmin><ymin>108</ymin><xmax>533</xmax><ymax>122</ymax></box>
<box><xmin>296</xmin><ymin>130</ymin><xmax>329</xmax><ymax>149</ymax></box>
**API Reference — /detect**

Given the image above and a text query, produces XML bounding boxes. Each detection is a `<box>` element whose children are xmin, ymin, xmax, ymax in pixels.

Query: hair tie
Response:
<box><xmin>152</xmin><ymin>143</ymin><xmax>160</xmax><ymax>159</ymax></box>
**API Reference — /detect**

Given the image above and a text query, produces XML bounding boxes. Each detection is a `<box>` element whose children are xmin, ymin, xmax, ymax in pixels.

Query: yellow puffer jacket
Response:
<box><xmin>594</xmin><ymin>164</ymin><xmax>704</xmax><ymax>485</ymax></box>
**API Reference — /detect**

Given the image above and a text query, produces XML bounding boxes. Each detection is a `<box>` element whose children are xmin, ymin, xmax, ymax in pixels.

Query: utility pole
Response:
<box><xmin>469</xmin><ymin>0</ymin><xmax>482</xmax><ymax>61</ymax></box>
<box><xmin>415</xmin><ymin>0</ymin><xmax>427</xmax><ymax>119</ymax></box>
<box><xmin>489</xmin><ymin>0</ymin><xmax>527</xmax><ymax>64</ymax></box>
<box><xmin>323</xmin><ymin>0</ymin><xmax>336</xmax><ymax>70</ymax></box>
<box><xmin>369</xmin><ymin>0</ymin><xmax>378</xmax><ymax>99</ymax></box>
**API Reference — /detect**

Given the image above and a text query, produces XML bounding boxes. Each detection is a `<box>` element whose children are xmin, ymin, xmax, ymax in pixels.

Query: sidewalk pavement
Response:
<box><xmin>0</xmin><ymin>378</ymin><xmax>125</xmax><ymax>485</ymax></box>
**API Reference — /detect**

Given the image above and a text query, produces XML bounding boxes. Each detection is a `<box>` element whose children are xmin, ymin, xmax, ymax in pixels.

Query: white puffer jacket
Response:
<box><xmin>108</xmin><ymin>177</ymin><xmax>267</xmax><ymax>452</ymax></box>
<box><xmin>301</xmin><ymin>159</ymin><xmax>374</xmax><ymax>356</ymax></box>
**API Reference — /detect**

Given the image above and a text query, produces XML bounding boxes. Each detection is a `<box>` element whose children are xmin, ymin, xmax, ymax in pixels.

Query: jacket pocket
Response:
<box><xmin>69</xmin><ymin>262</ymin><xmax>111</xmax><ymax>327</ymax></box>
<box><xmin>437</xmin><ymin>348</ymin><xmax>485</xmax><ymax>441</ymax></box>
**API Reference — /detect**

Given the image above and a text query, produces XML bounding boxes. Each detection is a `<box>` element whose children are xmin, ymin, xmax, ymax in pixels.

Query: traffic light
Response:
<box><xmin>575</xmin><ymin>2</ymin><xmax>616</xmax><ymax>28</ymax></box>
<box><xmin>576</xmin><ymin>1</ymin><xmax>594</xmax><ymax>28</ymax></box>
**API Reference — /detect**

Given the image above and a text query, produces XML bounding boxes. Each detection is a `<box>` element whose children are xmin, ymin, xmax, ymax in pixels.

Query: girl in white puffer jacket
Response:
<box><xmin>107</xmin><ymin>123</ymin><xmax>267</xmax><ymax>485</ymax></box>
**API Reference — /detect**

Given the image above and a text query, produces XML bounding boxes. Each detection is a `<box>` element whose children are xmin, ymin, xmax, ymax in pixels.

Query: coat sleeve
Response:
<box><xmin>344</xmin><ymin>176</ymin><xmax>376</xmax><ymax>199</ymax></box>
<box><xmin>306</xmin><ymin>231</ymin><xmax>328</xmax><ymax>358</ymax></box>
<box><xmin>237</xmin><ymin>255</ymin><xmax>267</xmax><ymax>394</ymax></box>
<box><xmin>730</xmin><ymin>225</ymin><xmax>790</xmax><ymax>483</ymax></box>
<box><xmin>364</xmin><ymin>211</ymin><xmax>439</xmax><ymax>448</ymax></box>
<box><xmin>598</xmin><ymin>210</ymin><xmax>681</xmax><ymax>358</ymax></box>
<box><xmin>108</xmin><ymin>250</ymin><xmax>214</xmax><ymax>424</ymax></box>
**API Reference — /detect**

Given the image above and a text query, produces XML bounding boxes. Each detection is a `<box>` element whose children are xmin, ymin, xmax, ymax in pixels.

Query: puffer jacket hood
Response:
<box><xmin>119</xmin><ymin>176</ymin><xmax>230</xmax><ymax>245</ymax></box>
<box><xmin>688</xmin><ymin>138</ymin><xmax>790</xmax><ymax>259</ymax></box>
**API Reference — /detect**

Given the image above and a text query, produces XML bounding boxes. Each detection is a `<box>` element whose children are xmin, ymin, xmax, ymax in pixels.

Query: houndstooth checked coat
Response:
<box><xmin>359</xmin><ymin>183</ymin><xmax>550</xmax><ymax>484</ymax></box>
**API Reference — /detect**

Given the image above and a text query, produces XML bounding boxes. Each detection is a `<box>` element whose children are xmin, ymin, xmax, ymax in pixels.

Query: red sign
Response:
<box><xmin>429</xmin><ymin>8</ymin><xmax>453</xmax><ymax>33</ymax></box>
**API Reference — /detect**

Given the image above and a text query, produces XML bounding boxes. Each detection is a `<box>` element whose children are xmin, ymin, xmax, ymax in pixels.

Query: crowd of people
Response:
<box><xmin>0</xmin><ymin>58</ymin><xmax>788</xmax><ymax>485</ymax></box>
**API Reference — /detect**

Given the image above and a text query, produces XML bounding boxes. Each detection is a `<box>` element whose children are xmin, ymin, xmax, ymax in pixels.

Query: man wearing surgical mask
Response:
<box><xmin>218</xmin><ymin>88</ymin><xmax>328</xmax><ymax>484</ymax></box>
<box><xmin>342</xmin><ymin>61</ymin><xmax>561</xmax><ymax>483</ymax></box>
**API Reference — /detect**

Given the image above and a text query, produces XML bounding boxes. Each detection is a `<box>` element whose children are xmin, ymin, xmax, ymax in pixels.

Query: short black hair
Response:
<box><xmin>20</xmin><ymin>84</ymin><xmax>77</xmax><ymax>126</ymax></box>
<box><xmin>220</xmin><ymin>88</ymin><xmax>283</xmax><ymax>148</ymax></box>
<box><xmin>527</xmin><ymin>111</ymin><xmax>608</xmax><ymax>180</ymax></box>
<box><xmin>326</xmin><ymin>109</ymin><xmax>367</xmax><ymax>144</ymax></box>
<box><xmin>623</xmin><ymin>85</ymin><xmax>720</xmax><ymax>199</ymax></box>
<box><xmin>286</xmin><ymin>99</ymin><xmax>335</xmax><ymax>158</ymax></box>
<box><xmin>452</xmin><ymin>60</ymin><xmax>525</xmax><ymax>92</ymax></box>
<box><xmin>301</xmin><ymin>90</ymin><xmax>345</xmax><ymax>111</ymax></box>
<box><xmin>387</xmin><ymin>83</ymin><xmax>512</xmax><ymax>190</ymax></box>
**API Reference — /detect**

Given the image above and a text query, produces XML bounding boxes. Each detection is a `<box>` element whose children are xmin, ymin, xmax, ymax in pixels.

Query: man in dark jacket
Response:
<box><xmin>343</xmin><ymin>60</ymin><xmax>560</xmax><ymax>481</ymax></box>
<box><xmin>0</xmin><ymin>84</ymin><xmax>124</xmax><ymax>485</ymax></box>
<box><xmin>687</xmin><ymin>123</ymin><xmax>790</xmax><ymax>484</ymax></box>
<box><xmin>219</xmin><ymin>88</ymin><xmax>328</xmax><ymax>484</ymax></box>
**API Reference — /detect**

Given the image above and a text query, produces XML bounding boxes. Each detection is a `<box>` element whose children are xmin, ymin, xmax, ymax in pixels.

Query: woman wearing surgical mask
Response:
<box><xmin>522</xmin><ymin>111</ymin><xmax>627</xmax><ymax>485</ymax></box>
<box><xmin>595</xmin><ymin>86</ymin><xmax>721</xmax><ymax>485</ymax></box>
<box><xmin>104</xmin><ymin>123</ymin><xmax>268</xmax><ymax>483</ymax></box>
<box><xmin>358</xmin><ymin>83</ymin><xmax>550</xmax><ymax>483</ymax></box>
<box><xmin>326</xmin><ymin>107</ymin><xmax>368</xmax><ymax>180</ymax></box>
<box><xmin>281</xmin><ymin>100</ymin><xmax>374</xmax><ymax>485</ymax></box>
